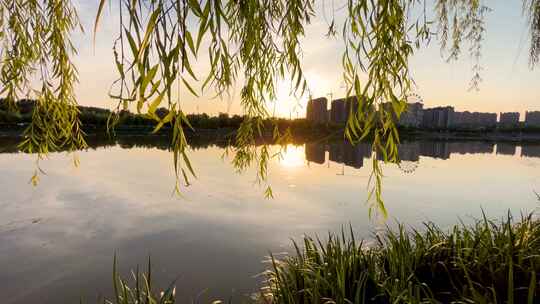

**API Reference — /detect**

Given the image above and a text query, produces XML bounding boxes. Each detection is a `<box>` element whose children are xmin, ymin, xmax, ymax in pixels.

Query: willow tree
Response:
<box><xmin>0</xmin><ymin>0</ymin><xmax>539</xmax><ymax>216</ymax></box>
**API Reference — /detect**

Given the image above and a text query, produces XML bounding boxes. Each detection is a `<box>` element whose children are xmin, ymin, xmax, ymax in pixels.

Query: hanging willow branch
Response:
<box><xmin>435</xmin><ymin>0</ymin><xmax>491</xmax><ymax>90</ymax></box>
<box><xmin>0</xmin><ymin>0</ymin><xmax>539</xmax><ymax>216</ymax></box>
<box><xmin>525</xmin><ymin>0</ymin><xmax>540</xmax><ymax>66</ymax></box>
<box><xmin>0</xmin><ymin>0</ymin><xmax>86</xmax><ymax>184</ymax></box>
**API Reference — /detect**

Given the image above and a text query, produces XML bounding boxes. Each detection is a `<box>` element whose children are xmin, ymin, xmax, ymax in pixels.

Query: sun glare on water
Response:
<box><xmin>278</xmin><ymin>145</ymin><xmax>306</xmax><ymax>168</ymax></box>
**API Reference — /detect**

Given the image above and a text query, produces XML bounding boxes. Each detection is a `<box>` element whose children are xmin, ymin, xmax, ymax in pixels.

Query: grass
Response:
<box><xmin>263</xmin><ymin>211</ymin><xmax>540</xmax><ymax>304</ymax></box>
<box><xmin>102</xmin><ymin>256</ymin><xmax>177</xmax><ymax>304</ymax></box>
<box><xmin>100</xmin><ymin>211</ymin><xmax>540</xmax><ymax>303</ymax></box>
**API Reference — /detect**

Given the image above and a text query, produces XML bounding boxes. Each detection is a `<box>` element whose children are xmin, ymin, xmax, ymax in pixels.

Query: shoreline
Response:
<box><xmin>2</xmin><ymin>124</ymin><xmax>540</xmax><ymax>143</ymax></box>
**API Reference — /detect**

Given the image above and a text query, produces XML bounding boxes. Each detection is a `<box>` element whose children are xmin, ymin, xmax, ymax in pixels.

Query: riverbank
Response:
<box><xmin>263</xmin><ymin>211</ymin><xmax>540</xmax><ymax>303</ymax></box>
<box><xmin>3</xmin><ymin>123</ymin><xmax>540</xmax><ymax>143</ymax></box>
<box><xmin>106</xmin><ymin>210</ymin><xmax>540</xmax><ymax>303</ymax></box>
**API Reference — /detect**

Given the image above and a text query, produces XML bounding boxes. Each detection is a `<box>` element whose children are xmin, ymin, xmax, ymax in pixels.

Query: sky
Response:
<box><xmin>71</xmin><ymin>0</ymin><xmax>540</xmax><ymax>119</ymax></box>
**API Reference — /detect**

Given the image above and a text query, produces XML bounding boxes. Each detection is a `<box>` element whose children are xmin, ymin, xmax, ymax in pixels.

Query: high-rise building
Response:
<box><xmin>453</xmin><ymin>111</ymin><xmax>497</xmax><ymax>129</ymax></box>
<box><xmin>475</xmin><ymin>112</ymin><xmax>497</xmax><ymax>128</ymax></box>
<box><xmin>399</xmin><ymin>102</ymin><xmax>424</xmax><ymax>128</ymax></box>
<box><xmin>525</xmin><ymin>111</ymin><xmax>540</xmax><ymax>128</ymax></box>
<box><xmin>306</xmin><ymin>97</ymin><xmax>328</xmax><ymax>123</ymax></box>
<box><xmin>499</xmin><ymin>112</ymin><xmax>520</xmax><ymax>128</ymax></box>
<box><xmin>453</xmin><ymin>111</ymin><xmax>472</xmax><ymax>128</ymax></box>
<box><xmin>422</xmin><ymin>107</ymin><xmax>454</xmax><ymax>129</ymax></box>
<box><xmin>330</xmin><ymin>98</ymin><xmax>347</xmax><ymax>124</ymax></box>
<box><xmin>305</xmin><ymin>95</ymin><xmax>537</xmax><ymax>131</ymax></box>
<box><xmin>329</xmin><ymin>96</ymin><xmax>359</xmax><ymax>125</ymax></box>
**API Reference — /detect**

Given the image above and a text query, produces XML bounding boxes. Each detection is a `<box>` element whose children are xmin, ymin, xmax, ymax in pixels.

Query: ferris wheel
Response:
<box><xmin>405</xmin><ymin>92</ymin><xmax>424</xmax><ymax>104</ymax></box>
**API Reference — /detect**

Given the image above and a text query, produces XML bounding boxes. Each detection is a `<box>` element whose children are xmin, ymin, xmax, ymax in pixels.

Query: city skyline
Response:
<box><xmin>306</xmin><ymin>95</ymin><xmax>540</xmax><ymax>126</ymax></box>
<box><xmin>68</xmin><ymin>0</ymin><xmax>538</xmax><ymax>118</ymax></box>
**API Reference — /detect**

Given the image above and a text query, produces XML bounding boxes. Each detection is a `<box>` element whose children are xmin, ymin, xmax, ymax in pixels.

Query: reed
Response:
<box><xmin>263</xmin><ymin>211</ymin><xmax>540</xmax><ymax>304</ymax></box>
<box><xmin>100</xmin><ymin>211</ymin><xmax>540</xmax><ymax>303</ymax></box>
<box><xmin>104</xmin><ymin>256</ymin><xmax>177</xmax><ymax>304</ymax></box>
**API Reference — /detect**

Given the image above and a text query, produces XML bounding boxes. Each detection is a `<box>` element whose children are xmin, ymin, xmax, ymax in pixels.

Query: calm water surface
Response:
<box><xmin>1</xmin><ymin>138</ymin><xmax>540</xmax><ymax>303</ymax></box>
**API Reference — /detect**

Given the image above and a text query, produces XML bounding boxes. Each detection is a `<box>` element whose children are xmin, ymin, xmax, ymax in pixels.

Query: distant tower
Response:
<box><xmin>498</xmin><ymin>112</ymin><xmax>520</xmax><ymax>128</ymax></box>
<box><xmin>306</xmin><ymin>97</ymin><xmax>328</xmax><ymax>123</ymax></box>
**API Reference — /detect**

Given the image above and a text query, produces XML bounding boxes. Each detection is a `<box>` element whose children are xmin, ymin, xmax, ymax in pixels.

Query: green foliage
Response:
<box><xmin>0</xmin><ymin>0</ymin><xmax>87</xmax><ymax>185</ymax></box>
<box><xmin>1</xmin><ymin>0</ymin><xmax>540</xmax><ymax>215</ymax></box>
<box><xmin>436</xmin><ymin>0</ymin><xmax>491</xmax><ymax>90</ymax></box>
<box><xmin>93</xmin><ymin>0</ymin><xmax>316</xmax><ymax>196</ymax></box>
<box><xmin>100</xmin><ymin>255</ymin><xmax>178</xmax><ymax>304</ymax></box>
<box><xmin>96</xmin><ymin>211</ymin><xmax>540</xmax><ymax>303</ymax></box>
<box><xmin>524</xmin><ymin>0</ymin><xmax>540</xmax><ymax>66</ymax></box>
<box><xmin>264</xmin><ymin>211</ymin><xmax>540</xmax><ymax>303</ymax></box>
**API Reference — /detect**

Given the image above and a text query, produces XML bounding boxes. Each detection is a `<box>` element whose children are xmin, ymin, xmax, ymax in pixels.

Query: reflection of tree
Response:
<box><xmin>0</xmin><ymin>132</ymin><xmax>312</xmax><ymax>154</ymax></box>
<box><xmin>0</xmin><ymin>136</ymin><xmax>535</xmax><ymax>167</ymax></box>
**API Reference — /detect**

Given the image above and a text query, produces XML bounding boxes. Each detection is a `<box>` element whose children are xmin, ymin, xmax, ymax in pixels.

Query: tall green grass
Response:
<box><xmin>101</xmin><ymin>256</ymin><xmax>177</xmax><ymax>304</ymax></box>
<box><xmin>263</xmin><ymin>211</ymin><xmax>540</xmax><ymax>304</ymax></box>
<box><xmin>100</xmin><ymin>211</ymin><xmax>540</xmax><ymax>303</ymax></box>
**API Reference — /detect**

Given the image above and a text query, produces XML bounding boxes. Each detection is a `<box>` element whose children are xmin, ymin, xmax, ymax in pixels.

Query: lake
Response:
<box><xmin>1</xmin><ymin>136</ymin><xmax>540</xmax><ymax>303</ymax></box>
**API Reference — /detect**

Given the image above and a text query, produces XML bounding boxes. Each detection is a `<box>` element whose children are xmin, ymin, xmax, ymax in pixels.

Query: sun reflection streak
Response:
<box><xmin>278</xmin><ymin>145</ymin><xmax>306</xmax><ymax>168</ymax></box>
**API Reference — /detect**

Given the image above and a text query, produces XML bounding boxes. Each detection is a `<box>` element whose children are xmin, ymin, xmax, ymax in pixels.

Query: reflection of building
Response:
<box><xmin>328</xmin><ymin>142</ymin><xmax>344</xmax><ymax>163</ymax></box>
<box><xmin>398</xmin><ymin>142</ymin><xmax>420</xmax><ymax>161</ymax></box>
<box><xmin>343</xmin><ymin>145</ymin><xmax>364</xmax><ymax>169</ymax></box>
<box><xmin>499</xmin><ymin>112</ymin><xmax>520</xmax><ymax>128</ymax></box>
<box><xmin>328</xmin><ymin>141</ymin><xmax>371</xmax><ymax>169</ymax></box>
<box><xmin>306</xmin><ymin>97</ymin><xmax>328</xmax><ymax>123</ymax></box>
<box><xmin>305</xmin><ymin>142</ymin><xmax>326</xmax><ymax>164</ymax></box>
<box><xmin>420</xmin><ymin>141</ymin><xmax>450</xmax><ymax>159</ymax></box>
<box><xmin>525</xmin><ymin>111</ymin><xmax>540</xmax><ymax>128</ymax></box>
<box><xmin>449</xmin><ymin>142</ymin><xmax>494</xmax><ymax>155</ymax></box>
<box><xmin>496</xmin><ymin>143</ymin><xmax>516</xmax><ymax>155</ymax></box>
<box><xmin>305</xmin><ymin>140</ymin><xmax>531</xmax><ymax>169</ymax></box>
<box><xmin>521</xmin><ymin>144</ymin><xmax>540</xmax><ymax>158</ymax></box>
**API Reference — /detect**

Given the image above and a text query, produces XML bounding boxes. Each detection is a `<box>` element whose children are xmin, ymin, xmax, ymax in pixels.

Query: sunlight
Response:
<box><xmin>270</xmin><ymin>74</ymin><xmax>335</xmax><ymax>119</ymax></box>
<box><xmin>278</xmin><ymin>145</ymin><xmax>306</xmax><ymax>168</ymax></box>
<box><xmin>271</xmin><ymin>81</ymin><xmax>303</xmax><ymax>118</ymax></box>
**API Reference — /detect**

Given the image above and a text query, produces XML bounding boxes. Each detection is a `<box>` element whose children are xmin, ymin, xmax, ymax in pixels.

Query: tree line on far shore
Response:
<box><xmin>1</xmin><ymin>99</ymin><xmax>539</xmax><ymax>134</ymax></box>
<box><xmin>0</xmin><ymin>99</ymin><xmax>333</xmax><ymax>133</ymax></box>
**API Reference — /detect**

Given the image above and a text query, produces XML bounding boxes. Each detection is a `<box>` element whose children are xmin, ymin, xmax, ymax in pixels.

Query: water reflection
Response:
<box><xmin>1</xmin><ymin>135</ymin><xmax>540</xmax><ymax>304</ymax></box>
<box><xmin>497</xmin><ymin>143</ymin><xmax>516</xmax><ymax>156</ymax></box>
<box><xmin>279</xmin><ymin>145</ymin><xmax>305</xmax><ymax>168</ymax></box>
<box><xmin>305</xmin><ymin>140</ymin><xmax>540</xmax><ymax>170</ymax></box>
<box><xmin>1</xmin><ymin>135</ymin><xmax>539</xmax><ymax>163</ymax></box>
<box><xmin>521</xmin><ymin>144</ymin><xmax>540</xmax><ymax>158</ymax></box>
